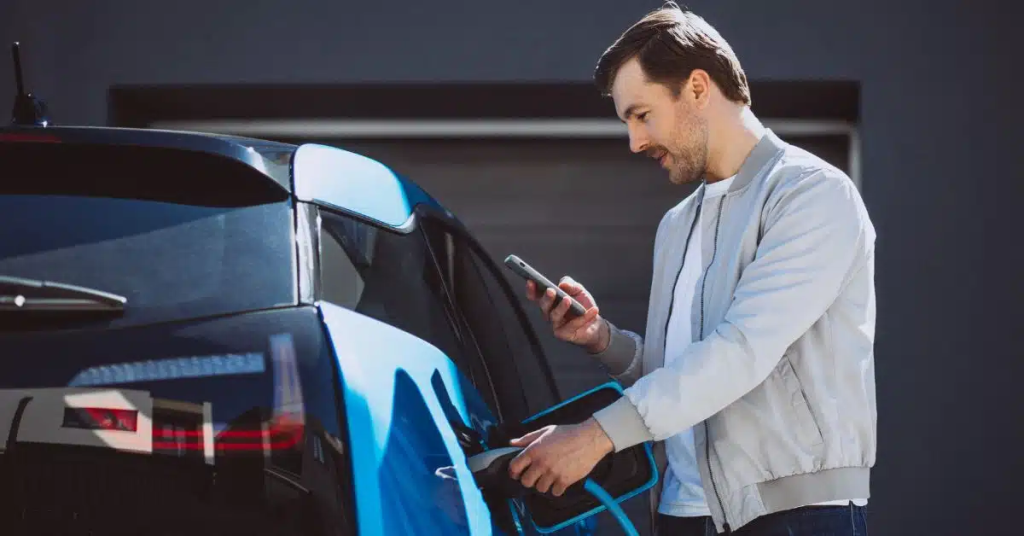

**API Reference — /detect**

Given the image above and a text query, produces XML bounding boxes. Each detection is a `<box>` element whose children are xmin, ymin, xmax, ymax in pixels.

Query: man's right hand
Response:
<box><xmin>526</xmin><ymin>277</ymin><xmax>609</xmax><ymax>354</ymax></box>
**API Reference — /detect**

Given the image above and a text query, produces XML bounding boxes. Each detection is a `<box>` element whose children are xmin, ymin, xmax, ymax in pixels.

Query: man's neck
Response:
<box><xmin>705</xmin><ymin>106</ymin><xmax>765</xmax><ymax>183</ymax></box>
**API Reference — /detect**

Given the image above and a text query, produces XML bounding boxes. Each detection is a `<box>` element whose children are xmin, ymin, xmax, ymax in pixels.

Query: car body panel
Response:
<box><xmin>293</xmin><ymin>143</ymin><xmax>450</xmax><ymax>231</ymax></box>
<box><xmin>318</xmin><ymin>301</ymin><xmax>495</xmax><ymax>535</ymax></box>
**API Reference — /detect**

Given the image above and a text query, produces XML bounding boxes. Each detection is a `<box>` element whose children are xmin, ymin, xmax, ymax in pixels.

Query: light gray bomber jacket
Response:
<box><xmin>591</xmin><ymin>130</ymin><xmax>877</xmax><ymax>533</ymax></box>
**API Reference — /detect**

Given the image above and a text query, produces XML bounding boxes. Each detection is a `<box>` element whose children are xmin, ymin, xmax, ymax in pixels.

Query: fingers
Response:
<box><xmin>553</xmin><ymin>306</ymin><xmax>599</xmax><ymax>344</ymax></box>
<box><xmin>511</xmin><ymin>455</ymin><xmax>565</xmax><ymax>495</ymax></box>
<box><xmin>519</xmin><ymin>465</ymin><xmax>544</xmax><ymax>489</ymax></box>
<box><xmin>558</xmin><ymin>276</ymin><xmax>581</xmax><ymax>296</ymax></box>
<box><xmin>563</xmin><ymin>306</ymin><xmax>600</xmax><ymax>333</ymax></box>
<box><xmin>560</xmin><ymin>277</ymin><xmax>597</xmax><ymax>311</ymax></box>
<box><xmin>551</xmin><ymin>478</ymin><xmax>569</xmax><ymax>497</ymax></box>
<box><xmin>536</xmin><ymin>473</ymin><xmax>556</xmax><ymax>495</ymax></box>
<box><xmin>525</xmin><ymin>280</ymin><xmax>537</xmax><ymax>301</ymax></box>
<box><xmin>537</xmin><ymin>288</ymin><xmax>557</xmax><ymax>319</ymax></box>
<box><xmin>548</xmin><ymin>295</ymin><xmax>574</xmax><ymax>326</ymax></box>
<box><xmin>509</xmin><ymin>451</ymin><xmax>545</xmax><ymax>488</ymax></box>
<box><xmin>508</xmin><ymin>449</ymin><xmax>530</xmax><ymax>479</ymax></box>
<box><xmin>509</xmin><ymin>428</ymin><xmax>546</xmax><ymax>448</ymax></box>
<box><xmin>508</xmin><ymin>426</ymin><xmax>550</xmax><ymax>479</ymax></box>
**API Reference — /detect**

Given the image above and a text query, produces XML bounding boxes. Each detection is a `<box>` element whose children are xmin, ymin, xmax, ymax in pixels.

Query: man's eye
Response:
<box><xmin>638</xmin><ymin>112</ymin><xmax>649</xmax><ymax>122</ymax></box>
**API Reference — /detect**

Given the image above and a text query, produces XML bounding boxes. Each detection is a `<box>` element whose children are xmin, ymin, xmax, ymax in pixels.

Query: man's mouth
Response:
<box><xmin>647</xmin><ymin>149</ymin><xmax>669</xmax><ymax>168</ymax></box>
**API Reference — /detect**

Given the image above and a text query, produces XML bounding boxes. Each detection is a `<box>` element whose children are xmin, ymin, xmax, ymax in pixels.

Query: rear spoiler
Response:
<box><xmin>0</xmin><ymin>126</ymin><xmax>295</xmax><ymax>195</ymax></box>
<box><xmin>0</xmin><ymin>133</ymin><xmax>293</xmax><ymax>207</ymax></box>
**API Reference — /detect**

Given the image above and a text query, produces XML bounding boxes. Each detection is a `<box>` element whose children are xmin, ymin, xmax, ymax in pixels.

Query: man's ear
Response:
<box><xmin>687</xmin><ymin>69</ymin><xmax>712</xmax><ymax>110</ymax></box>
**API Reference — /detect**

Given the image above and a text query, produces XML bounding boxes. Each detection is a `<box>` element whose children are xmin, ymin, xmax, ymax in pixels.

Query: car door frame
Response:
<box><xmin>309</xmin><ymin>200</ymin><xmax>517</xmax><ymax>533</ymax></box>
<box><xmin>414</xmin><ymin>208</ymin><xmax>562</xmax><ymax>418</ymax></box>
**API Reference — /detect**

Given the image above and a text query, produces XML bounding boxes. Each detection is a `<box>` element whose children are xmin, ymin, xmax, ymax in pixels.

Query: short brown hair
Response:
<box><xmin>594</xmin><ymin>2</ymin><xmax>751</xmax><ymax>105</ymax></box>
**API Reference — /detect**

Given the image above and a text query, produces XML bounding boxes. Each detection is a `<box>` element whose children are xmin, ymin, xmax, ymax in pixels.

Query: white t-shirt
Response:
<box><xmin>658</xmin><ymin>177</ymin><xmax>867</xmax><ymax>517</ymax></box>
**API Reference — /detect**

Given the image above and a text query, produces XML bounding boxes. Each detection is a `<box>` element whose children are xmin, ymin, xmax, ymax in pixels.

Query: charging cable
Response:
<box><xmin>582</xmin><ymin>478</ymin><xmax>639</xmax><ymax>536</ymax></box>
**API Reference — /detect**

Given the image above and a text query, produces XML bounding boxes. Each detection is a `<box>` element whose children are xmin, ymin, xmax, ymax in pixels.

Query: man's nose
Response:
<box><xmin>628</xmin><ymin>125</ymin><xmax>649</xmax><ymax>154</ymax></box>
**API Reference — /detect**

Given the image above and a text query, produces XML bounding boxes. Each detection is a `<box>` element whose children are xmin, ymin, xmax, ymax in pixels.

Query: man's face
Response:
<box><xmin>610</xmin><ymin>57</ymin><xmax>708</xmax><ymax>185</ymax></box>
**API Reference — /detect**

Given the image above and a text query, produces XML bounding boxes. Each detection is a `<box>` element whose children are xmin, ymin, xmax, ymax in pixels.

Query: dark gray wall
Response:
<box><xmin>1</xmin><ymin>1</ymin><xmax>1017</xmax><ymax>535</ymax></box>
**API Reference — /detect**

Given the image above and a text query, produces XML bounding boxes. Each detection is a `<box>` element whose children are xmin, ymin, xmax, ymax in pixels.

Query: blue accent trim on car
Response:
<box><xmin>318</xmin><ymin>302</ymin><xmax>493</xmax><ymax>535</ymax></box>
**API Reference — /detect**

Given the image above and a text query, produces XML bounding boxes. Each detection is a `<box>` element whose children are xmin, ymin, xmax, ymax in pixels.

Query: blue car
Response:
<box><xmin>0</xmin><ymin>119</ymin><xmax>656</xmax><ymax>535</ymax></box>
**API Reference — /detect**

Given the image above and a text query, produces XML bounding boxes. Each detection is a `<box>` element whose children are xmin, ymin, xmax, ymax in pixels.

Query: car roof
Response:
<box><xmin>0</xmin><ymin>124</ymin><xmax>459</xmax><ymax>230</ymax></box>
<box><xmin>0</xmin><ymin>125</ymin><xmax>297</xmax><ymax>192</ymax></box>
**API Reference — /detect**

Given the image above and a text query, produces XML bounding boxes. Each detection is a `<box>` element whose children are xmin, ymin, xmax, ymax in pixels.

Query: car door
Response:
<box><xmin>315</xmin><ymin>203</ymin><xmax>517</xmax><ymax>535</ymax></box>
<box><xmin>419</xmin><ymin>216</ymin><xmax>605</xmax><ymax>536</ymax></box>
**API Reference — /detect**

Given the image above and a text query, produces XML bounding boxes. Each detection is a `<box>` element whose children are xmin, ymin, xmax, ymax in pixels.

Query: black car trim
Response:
<box><xmin>0</xmin><ymin>125</ymin><xmax>295</xmax><ymax>193</ymax></box>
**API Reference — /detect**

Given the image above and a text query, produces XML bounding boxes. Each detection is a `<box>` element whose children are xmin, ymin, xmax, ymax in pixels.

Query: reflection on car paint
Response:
<box><xmin>1</xmin><ymin>388</ymin><xmax>158</xmax><ymax>455</ymax></box>
<box><xmin>293</xmin><ymin>144</ymin><xmax>413</xmax><ymax>228</ymax></box>
<box><xmin>55</xmin><ymin>333</ymin><xmax>309</xmax><ymax>462</ymax></box>
<box><xmin>68</xmin><ymin>352</ymin><xmax>266</xmax><ymax>387</ymax></box>
<box><xmin>269</xmin><ymin>333</ymin><xmax>306</xmax><ymax>429</ymax></box>
<box><xmin>319</xmin><ymin>301</ymin><xmax>493</xmax><ymax>535</ymax></box>
<box><xmin>3</xmin><ymin>333</ymin><xmax>319</xmax><ymax>465</ymax></box>
<box><xmin>379</xmin><ymin>370</ymin><xmax>468</xmax><ymax>533</ymax></box>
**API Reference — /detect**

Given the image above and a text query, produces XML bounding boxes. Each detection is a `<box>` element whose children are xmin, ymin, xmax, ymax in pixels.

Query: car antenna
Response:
<box><xmin>10</xmin><ymin>42</ymin><xmax>51</xmax><ymax>127</ymax></box>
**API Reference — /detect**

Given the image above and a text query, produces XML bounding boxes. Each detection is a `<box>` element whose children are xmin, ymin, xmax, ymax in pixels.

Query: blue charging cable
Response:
<box><xmin>583</xmin><ymin>478</ymin><xmax>639</xmax><ymax>536</ymax></box>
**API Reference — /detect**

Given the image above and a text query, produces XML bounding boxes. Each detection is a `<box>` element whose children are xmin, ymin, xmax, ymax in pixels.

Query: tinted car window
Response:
<box><xmin>422</xmin><ymin>220</ymin><xmax>558</xmax><ymax>421</ymax></box>
<box><xmin>464</xmin><ymin>247</ymin><xmax>558</xmax><ymax>415</ymax></box>
<box><xmin>318</xmin><ymin>209</ymin><xmax>494</xmax><ymax>403</ymax></box>
<box><xmin>0</xmin><ymin>307</ymin><xmax>355</xmax><ymax>536</ymax></box>
<box><xmin>0</xmin><ymin>143</ymin><xmax>296</xmax><ymax>328</ymax></box>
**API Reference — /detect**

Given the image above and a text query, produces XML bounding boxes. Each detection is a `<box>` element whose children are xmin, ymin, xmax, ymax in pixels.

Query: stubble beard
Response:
<box><xmin>667</xmin><ymin>115</ymin><xmax>709</xmax><ymax>186</ymax></box>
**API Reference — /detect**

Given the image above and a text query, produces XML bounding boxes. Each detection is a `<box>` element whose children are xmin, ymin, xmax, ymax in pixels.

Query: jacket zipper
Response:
<box><xmin>661</xmin><ymin>195</ymin><xmax>703</xmax><ymax>340</ymax></box>
<box><xmin>700</xmin><ymin>197</ymin><xmax>730</xmax><ymax>533</ymax></box>
<box><xmin>662</xmin><ymin>187</ymin><xmax>732</xmax><ymax>532</ymax></box>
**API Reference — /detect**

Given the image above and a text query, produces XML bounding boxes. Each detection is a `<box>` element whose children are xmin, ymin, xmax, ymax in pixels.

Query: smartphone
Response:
<box><xmin>504</xmin><ymin>254</ymin><xmax>587</xmax><ymax>320</ymax></box>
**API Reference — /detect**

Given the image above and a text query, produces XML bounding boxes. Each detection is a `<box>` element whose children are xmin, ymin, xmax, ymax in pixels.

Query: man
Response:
<box><xmin>506</xmin><ymin>3</ymin><xmax>876</xmax><ymax>534</ymax></box>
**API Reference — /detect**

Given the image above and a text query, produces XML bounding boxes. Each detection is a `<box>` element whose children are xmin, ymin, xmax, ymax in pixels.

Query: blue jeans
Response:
<box><xmin>656</xmin><ymin>504</ymin><xmax>868</xmax><ymax>535</ymax></box>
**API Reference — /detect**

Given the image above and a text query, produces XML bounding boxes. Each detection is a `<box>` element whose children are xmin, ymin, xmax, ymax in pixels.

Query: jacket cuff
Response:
<box><xmin>592</xmin><ymin>396</ymin><xmax>654</xmax><ymax>453</ymax></box>
<box><xmin>588</xmin><ymin>320</ymin><xmax>639</xmax><ymax>376</ymax></box>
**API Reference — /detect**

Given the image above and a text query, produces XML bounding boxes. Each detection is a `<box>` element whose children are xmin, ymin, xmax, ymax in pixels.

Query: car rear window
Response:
<box><xmin>0</xmin><ymin>142</ymin><xmax>296</xmax><ymax>328</ymax></box>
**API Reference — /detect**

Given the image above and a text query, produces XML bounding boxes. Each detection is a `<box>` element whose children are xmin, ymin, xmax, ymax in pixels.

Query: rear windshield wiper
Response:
<box><xmin>0</xmin><ymin>275</ymin><xmax>127</xmax><ymax>313</ymax></box>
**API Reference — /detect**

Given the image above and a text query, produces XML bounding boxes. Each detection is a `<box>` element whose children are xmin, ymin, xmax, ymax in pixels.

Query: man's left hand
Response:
<box><xmin>507</xmin><ymin>418</ymin><xmax>614</xmax><ymax>497</ymax></box>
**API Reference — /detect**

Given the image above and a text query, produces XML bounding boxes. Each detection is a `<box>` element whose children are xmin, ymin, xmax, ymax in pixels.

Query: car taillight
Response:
<box><xmin>151</xmin><ymin>418</ymin><xmax>302</xmax><ymax>452</ymax></box>
<box><xmin>151</xmin><ymin>333</ymin><xmax>306</xmax><ymax>454</ymax></box>
<box><xmin>63</xmin><ymin>407</ymin><xmax>138</xmax><ymax>432</ymax></box>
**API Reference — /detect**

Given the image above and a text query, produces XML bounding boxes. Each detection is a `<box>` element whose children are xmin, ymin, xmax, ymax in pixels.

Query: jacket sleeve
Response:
<box><xmin>589</xmin><ymin>321</ymin><xmax>644</xmax><ymax>385</ymax></box>
<box><xmin>593</xmin><ymin>170</ymin><xmax>873</xmax><ymax>452</ymax></box>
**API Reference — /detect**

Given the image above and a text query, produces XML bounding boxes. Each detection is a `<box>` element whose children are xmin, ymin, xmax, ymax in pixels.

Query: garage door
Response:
<box><xmin>319</xmin><ymin>135</ymin><xmax>852</xmax><ymax>399</ymax></box>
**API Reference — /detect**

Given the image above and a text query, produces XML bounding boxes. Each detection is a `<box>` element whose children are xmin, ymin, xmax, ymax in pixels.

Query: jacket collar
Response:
<box><xmin>727</xmin><ymin>128</ymin><xmax>787</xmax><ymax>192</ymax></box>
